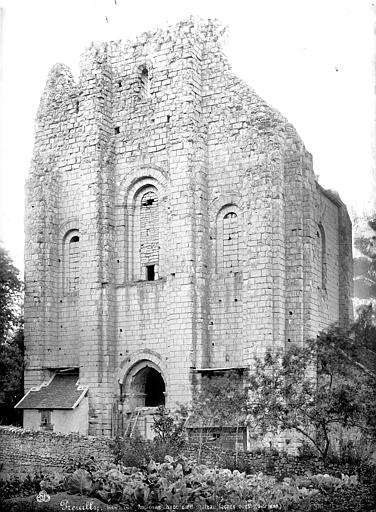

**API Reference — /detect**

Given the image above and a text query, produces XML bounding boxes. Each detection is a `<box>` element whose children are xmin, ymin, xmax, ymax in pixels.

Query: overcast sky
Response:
<box><xmin>0</xmin><ymin>0</ymin><xmax>375</xmax><ymax>272</ymax></box>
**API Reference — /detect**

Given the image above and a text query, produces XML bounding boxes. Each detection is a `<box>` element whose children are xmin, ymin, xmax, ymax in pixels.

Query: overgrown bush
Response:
<box><xmin>336</xmin><ymin>438</ymin><xmax>375</xmax><ymax>466</ymax></box>
<box><xmin>151</xmin><ymin>405</ymin><xmax>187</xmax><ymax>450</ymax></box>
<box><xmin>248</xmin><ymin>325</ymin><xmax>376</xmax><ymax>459</ymax></box>
<box><xmin>111</xmin><ymin>406</ymin><xmax>188</xmax><ymax>467</ymax></box>
<box><xmin>0</xmin><ymin>470</ymin><xmax>68</xmax><ymax>501</ymax></box>
<box><xmin>301</xmin><ymin>483</ymin><xmax>376</xmax><ymax>512</ymax></box>
<box><xmin>63</xmin><ymin>453</ymin><xmax>100</xmax><ymax>475</ymax></box>
<box><xmin>0</xmin><ymin>473</ymin><xmax>42</xmax><ymax>499</ymax></box>
<box><xmin>111</xmin><ymin>436</ymin><xmax>152</xmax><ymax>466</ymax></box>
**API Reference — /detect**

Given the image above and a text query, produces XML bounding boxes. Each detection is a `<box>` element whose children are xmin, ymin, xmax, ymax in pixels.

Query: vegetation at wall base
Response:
<box><xmin>247</xmin><ymin>323</ymin><xmax>376</xmax><ymax>460</ymax></box>
<box><xmin>353</xmin><ymin>214</ymin><xmax>376</xmax><ymax>304</ymax></box>
<box><xmin>0</xmin><ymin>248</ymin><xmax>24</xmax><ymax>426</ymax></box>
<box><xmin>1</xmin><ymin>453</ymin><xmax>375</xmax><ymax>512</ymax></box>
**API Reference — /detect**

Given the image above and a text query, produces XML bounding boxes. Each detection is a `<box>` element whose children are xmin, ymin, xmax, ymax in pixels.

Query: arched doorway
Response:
<box><xmin>121</xmin><ymin>359</ymin><xmax>166</xmax><ymax>410</ymax></box>
<box><xmin>131</xmin><ymin>366</ymin><xmax>165</xmax><ymax>407</ymax></box>
<box><xmin>118</xmin><ymin>360</ymin><xmax>166</xmax><ymax>438</ymax></box>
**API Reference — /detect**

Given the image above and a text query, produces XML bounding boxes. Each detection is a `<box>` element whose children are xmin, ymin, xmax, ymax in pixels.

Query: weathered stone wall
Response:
<box><xmin>24</xmin><ymin>18</ymin><xmax>353</xmax><ymax>436</ymax></box>
<box><xmin>185</xmin><ymin>443</ymin><xmax>360</xmax><ymax>480</ymax></box>
<box><xmin>0</xmin><ymin>426</ymin><xmax>112</xmax><ymax>476</ymax></box>
<box><xmin>0</xmin><ymin>426</ymin><xmax>358</xmax><ymax>480</ymax></box>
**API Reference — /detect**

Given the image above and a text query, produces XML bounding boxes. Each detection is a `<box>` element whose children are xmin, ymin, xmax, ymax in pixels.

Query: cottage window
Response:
<box><xmin>40</xmin><ymin>410</ymin><xmax>53</xmax><ymax>430</ymax></box>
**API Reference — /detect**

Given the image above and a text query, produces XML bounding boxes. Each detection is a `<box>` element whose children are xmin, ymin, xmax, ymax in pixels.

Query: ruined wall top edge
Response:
<box><xmin>33</xmin><ymin>16</ymin><xmax>329</xmax><ymax>187</ymax></box>
<box><xmin>42</xmin><ymin>18</ymin><xmax>226</xmax><ymax>87</ymax></box>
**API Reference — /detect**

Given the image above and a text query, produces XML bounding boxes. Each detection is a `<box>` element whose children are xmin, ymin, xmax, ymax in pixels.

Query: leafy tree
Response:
<box><xmin>0</xmin><ymin>247</ymin><xmax>22</xmax><ymax>342</ymax></box>
<box><xmin>353</xmin><ymin>303</ymin><xmax>376</xmax><ymax>353</ymax></box>
<box><xmin>151</xmin><ymin>405</ymin><xmax>188</xmax><ymax>448</ymax></box>
<box><xmin>190</xmin><ymin>372</ymin><xmax>248</xmax><ymax>427</ymax></box>
<box><xmin>0</xmin><ymin>248</ymin><xmax>24</xmax><ymax>424</ymax></box>
<box><xmin>188</xmin><ymin>372</ymin><xmax>249</xmax><ymax>461</ymax></box>
<box><xmin>0</xmin><ymin>325</ymin><xmax>24</xmax><ymax>419</ymax></box>
<box><xmin>354</xmin><ymin>216</ymin><xmax>376</xmax><ymax>266</ymax></box>
<box><xmin>353</xmin><ymin>215</ymin><xmax>376</xmax><ymax>304</ymax></box>
<box><xmin>247</xmin><ymin>324</ymin><xmax>376</xmax><ymax>459</ymax></box>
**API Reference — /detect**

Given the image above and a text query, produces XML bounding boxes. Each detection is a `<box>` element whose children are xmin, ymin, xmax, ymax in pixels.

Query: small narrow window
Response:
<box><xmin>146</xmin><ymin>265</ymin><xmax>155</xmax><ymax>281</ymax></box>
<box><xmin>139</xmin><ymin>67</ymin><xmax>150</xmax><ymax>99</ymax></box>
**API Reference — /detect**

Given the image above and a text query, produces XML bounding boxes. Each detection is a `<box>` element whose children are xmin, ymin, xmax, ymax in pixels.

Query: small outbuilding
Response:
<box><xmin>15</xmin><ymin>370</ymin><xmax>88</xmax><ymax>434</ymax></box>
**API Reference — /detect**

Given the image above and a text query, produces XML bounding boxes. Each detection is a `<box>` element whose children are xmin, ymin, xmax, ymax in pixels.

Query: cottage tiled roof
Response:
<box><xmin>15</xmin><ymin>374</ymin><xmax>88</xmax><ymax>410</ymax></box>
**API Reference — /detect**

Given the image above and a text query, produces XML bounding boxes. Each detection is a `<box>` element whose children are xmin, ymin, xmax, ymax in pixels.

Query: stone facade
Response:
<box><xmin>23</xmin><ymin>18</ymin><xmax>353</xmax><ymax>436</ymax></box>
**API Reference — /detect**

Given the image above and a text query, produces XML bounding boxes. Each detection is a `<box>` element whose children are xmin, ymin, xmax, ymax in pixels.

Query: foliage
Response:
<box><xmin>248</xmin><ymin>324</ymin><xmax>376</xmax><ymax>459</ymax></box>
<box><xmin>111</xmin><ymin>436</ymin><xmax>152</xmax><ymax>467</ymax></box>
<box><xmin>64</xmin><ymin>468</ymin><xmax>93</xmax><ymax>495</ymax></box>
<box><xmin>353</xmin><ymin>303</ymin><xmax>376</xmax><ymax>353</ymax></box>
<box><xmin>63</xmin><ymin>453</ymin><xmax>99</xmax><ymax>475</ymax></box>
<box><xmin>0</xmin><ymin>326</ymin><xmax>24</xmax><ymax>424</ymax></box>
<box><xmin>0</xmin><ymin>248</ymin><xmax>24</xmax><ymax>424</ymax></box>
<box><xmin>353</xmin><ymin>214</ymin><xmax>376</xmax><ymax>305</ymax></box>
<box><xmin>190</xmin><ymin>371</ymin><xmax>248</xmax><ymax>427</ymax></box>
<box><xmin>336</xmin><ymin>438</ymin><xmax>375</xmax><ymax>467</ymax></box>
<box><xmin>39</xmin><ymin>472</ymin><xmax>65</xmax><ymax>495</ymax></box>
<box><xmin>0</xmin><ymin>247</ymin><xmax>22</xmax><ymax>343</ymax></box>
<box><xmin>0</xmin><ymin>472</ymin><xmax>43</xmax><ymax>499</ymax></box>
<box><xmin>111</xmin><ymin>435</ymin><xmax>184</xmax><ymax>467</ymax></box>
<box><xmin>2</xmin><ymin>456</ymin><xmax>374</xmax><ymax>511</ymax></box>
<box><xmin>49</xmin><ymin>456</ymin><xmax>369</xmax><ymax>511</ymax></box>
<box><xmin>111</xmin><ymin>406</ymin><xmax>188</xmax><ymax>467</ymax></box>
<box><xmin>354</xmin><ymin>216</ymin><xmax>376</xmax><ymax>265</ymax></box>
<box><xmin>302</xmin><ymin>483</ymin><xmax>376</xmax><ymax>512</ymax></box>
<box><xmin>151</xmin><ymin>405</ymin><xmax>188</xmax><ymax>449</ymax></box>
<box><xmin>59</xmin><ymin>455</ymin><xmax>320</xmax><ymax>509</ymax></box>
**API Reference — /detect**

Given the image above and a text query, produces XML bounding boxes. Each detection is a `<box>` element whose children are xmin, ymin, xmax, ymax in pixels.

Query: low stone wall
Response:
<box><xmin>0</xmin><ymin>426</ymin><xmax>112</xmax><ymax>476</ymax></box>
<box><xmin>0</xmin><ymin>425</ymin><xmax>363</xmax><ymax>481</ymax></box>
<box><xmin>185</xmin><ymin>444</ymin><xmax>358</xmax><ymax>479</ymax></box>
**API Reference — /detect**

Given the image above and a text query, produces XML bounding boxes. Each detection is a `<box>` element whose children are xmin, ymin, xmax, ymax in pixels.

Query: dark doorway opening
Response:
<box><xmin>146</xmin><ymin>265</ymin><xmax>155</xmax><ymax>281</ymax></box>
<box><xmin>131</xmin><ymin>366</ymin><xmax>165</xmax><ymax>407</ymax></box>
<box><xmin>145</xmin><ymin>369</ymin><xmax>165</xmax><ymax>406</ymax></box>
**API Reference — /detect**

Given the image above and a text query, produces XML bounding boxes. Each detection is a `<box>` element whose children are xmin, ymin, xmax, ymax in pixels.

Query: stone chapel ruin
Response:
<box><xmin>16</xmin><ymin>19</ymin><xmax>353</xmax><ymax>442</ymax></box>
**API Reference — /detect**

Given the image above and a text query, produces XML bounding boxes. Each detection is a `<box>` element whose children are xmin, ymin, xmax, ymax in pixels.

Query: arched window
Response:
<box><xmin>216</xmin><ymin>205</ymin><xmax>241</xmax><ymax>273</ymax></box>
<box><xmin>121</xmin><ymin>172</ymin><xmax>166</xmax><ymax>283</ymax></box>
<box><xmin>223</xmin><ymin>212</ymin><xmax>239</xmax><ymax>271</ymax></box>
<box><xmin>316</xmin><ymin>223</ymin><xmax>327</xmax><ymax>290</ymax></box>
<box><xmin>139</xmin><ymin>67</ymin><xmax>150</xmax><ymax>99</ymax></box>
<box><xmin>64</xmin><ymin>230</ymin><xmax>80</xmax><ymax>292</ymax></box>
<box><xmin>140</xmin><ymin>190</ymin><xmax>159</xmax><ymax>280</ymax></box>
